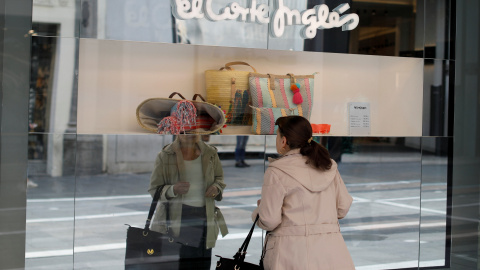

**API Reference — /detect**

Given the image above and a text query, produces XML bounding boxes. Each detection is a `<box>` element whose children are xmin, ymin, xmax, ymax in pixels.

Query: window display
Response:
<box><xmin>77</xmin><ymin>40</ymin><xmax>423</xmax><ymax>136</ymax></box>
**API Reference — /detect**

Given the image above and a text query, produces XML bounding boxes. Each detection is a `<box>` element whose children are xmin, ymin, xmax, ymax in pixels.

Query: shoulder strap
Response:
<box><xmin>144</xmin><ymin>185</ymin><xmax>165</xmax><ymax>230</ymax></box>
<box><xmin>233</xmin><ymin>214</ymin><xmax>260</xmax><ymax>262</ymax></box>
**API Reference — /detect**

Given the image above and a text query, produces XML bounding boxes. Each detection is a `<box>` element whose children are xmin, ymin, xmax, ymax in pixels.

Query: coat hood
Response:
<box><xmin>268</xmin><ymin>149</ymin><xmax>338</xmax><ymax>192</ymax></box>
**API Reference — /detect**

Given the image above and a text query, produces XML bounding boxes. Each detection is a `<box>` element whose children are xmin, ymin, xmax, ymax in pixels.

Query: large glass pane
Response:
<box><xmin>72</xmin><ymin>134</ymin><xmax>267</xmax><ymax>268</ymax></box>
<box><xmin>419</xmin><ymin>137</ymin><xmax>451</xmax><ymax>268</ymax></box>
<box><xmin>291</xmin><ymin>136</ymin><xmax>423</xmax><ymax>269</ymax></box>
<box><xmin>25</xmin><ymin>133</ymin><xmax>76</xmax><ymax>270</ymax></box>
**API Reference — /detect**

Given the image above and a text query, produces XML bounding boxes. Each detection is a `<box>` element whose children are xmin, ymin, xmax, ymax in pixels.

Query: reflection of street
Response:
<box><xmin>25</xmin><ymin>157</ymin><xmax>448</xmax><ymax>270</ymax></box>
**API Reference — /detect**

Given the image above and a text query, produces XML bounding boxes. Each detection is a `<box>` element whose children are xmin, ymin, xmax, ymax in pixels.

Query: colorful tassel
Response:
<box><xmin>157</xmin><ymin>116</ymin><xmax>181</xmax><ymax>134</ymax></box>
<box><xmin>290</xmin><ymin>83</ymin><xmax>303</xmax><ymax>104</ymax></box>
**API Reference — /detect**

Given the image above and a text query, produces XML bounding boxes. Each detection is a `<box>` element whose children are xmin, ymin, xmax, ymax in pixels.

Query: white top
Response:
<box><xmin>167</xmin><ymin>155</ymin><xmax>205</xmax><ymax>207</ymax></box>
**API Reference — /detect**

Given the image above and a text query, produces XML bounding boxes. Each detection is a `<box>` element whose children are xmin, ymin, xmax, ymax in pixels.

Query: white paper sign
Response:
<box><xmin>349</xmin><ymin>102</ymin><xmax>370</xmax><ymax>135</ymax></box>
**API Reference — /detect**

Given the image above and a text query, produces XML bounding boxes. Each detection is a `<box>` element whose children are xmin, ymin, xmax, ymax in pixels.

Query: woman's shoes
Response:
<box><xmin>235</xmin><ymin>161</ymin><xmax>250</xmax><ymax>168</ymax></box>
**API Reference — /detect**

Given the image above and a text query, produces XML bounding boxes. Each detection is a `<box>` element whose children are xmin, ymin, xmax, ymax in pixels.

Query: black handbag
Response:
<box><xmin>215</xmin><ymin>215</ymin><xmax>264</xmax><ymax>270</ymax></box>
<box><xmin>125</xmin><ymin>185</ymin><xmax>181</xmax><ymax>270</ymax></box>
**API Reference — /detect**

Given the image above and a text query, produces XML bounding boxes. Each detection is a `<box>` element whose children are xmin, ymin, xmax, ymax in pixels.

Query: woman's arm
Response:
<box><xmin>335</xmin><ymin>170</ymin><xmax>353</xmax><ymax>219</ymax></box>
<box><xmin>252</xmin><ymin>168</ymin><xmax>286</xmax><ymax>231</ymax></box>
<box><xmin>148</xmin><ymin>153</ymin><xmax>171</xmax><ymax>201</ymax></box>
<box><xmin>211</xmin><ymin>153</ymin><xmax>226</xmax><ymax>201</ymax></box>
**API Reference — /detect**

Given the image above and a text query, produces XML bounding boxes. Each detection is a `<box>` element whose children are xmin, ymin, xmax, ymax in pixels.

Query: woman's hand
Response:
<box><xmin>205</xmin><ymin>185</ymin><xmax>219</xmax><ymax>198</ymax></box>
<box><xmin>173</xmin><ymin>182</ymin><xmax>190</xmax><ymax>195</ymax></box>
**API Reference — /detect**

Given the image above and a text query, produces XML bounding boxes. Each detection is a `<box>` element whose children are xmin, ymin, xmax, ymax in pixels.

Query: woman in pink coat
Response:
<box><xmin>252</xmin><ymin>116</ymin><xmax>355</xmax><ymax>270</ymax></box>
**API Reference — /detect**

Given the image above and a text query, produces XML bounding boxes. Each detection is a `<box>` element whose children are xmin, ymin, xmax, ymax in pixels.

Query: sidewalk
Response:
<box><xmin>214</xmin><ymin>143</ymin><xmax>448</xmax><ymax>164</ymax></box>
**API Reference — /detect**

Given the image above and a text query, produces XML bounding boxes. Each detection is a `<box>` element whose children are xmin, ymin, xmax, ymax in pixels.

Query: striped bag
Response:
<box><xmin>249</xmin><ymin>73</ymin><xmax>314</xmax><ymax>134</ymax></box>
<box><xmin>251</xmin><ymin>107</ymin><xmax>299</xmax><ymax>135</ymax></box>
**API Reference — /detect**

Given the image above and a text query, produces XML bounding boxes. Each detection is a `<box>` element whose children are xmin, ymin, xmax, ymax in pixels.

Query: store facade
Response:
<box><xmin>0</xmin><ymin>0</ymin><xmax>479</xmax><ymax>269</ymax></box>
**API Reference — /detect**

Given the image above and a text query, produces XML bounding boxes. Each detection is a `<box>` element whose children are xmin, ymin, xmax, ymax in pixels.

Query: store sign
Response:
<box><xmin>171</xmin><ymin>0</ymin><xmax>359</xmax><ymax>39</ymax></box>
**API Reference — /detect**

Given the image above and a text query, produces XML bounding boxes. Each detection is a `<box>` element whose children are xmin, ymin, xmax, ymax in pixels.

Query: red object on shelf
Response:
<box><xmin>312</xmin><ymin>124</ymin><xmax>331</xmax><ymax>134</ymax></box>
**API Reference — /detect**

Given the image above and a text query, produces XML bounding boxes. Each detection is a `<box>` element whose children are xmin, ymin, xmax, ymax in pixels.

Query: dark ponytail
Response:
<box><xmin>275</xmin><ymin>116</ymin><xmax>332</xmax><ymax>171</ymax></box>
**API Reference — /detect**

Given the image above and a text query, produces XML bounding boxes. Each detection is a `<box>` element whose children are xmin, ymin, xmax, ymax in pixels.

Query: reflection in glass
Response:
<box><xmin>25</xmin><ymin>133</ymin><xmax>76</xmax><ymax>269</ymax></box>
<box><xmin>423</xmin><ymin>59</ymin><xmax>454</xmax><ymax>137</ymax></box>
<box><xmin>210</xmin><ymin>135</ymin><xmax>266</xmax><ymax>266</ymax></box>
<box><xmin>419</xmin><ymin>137</ymin><xmax>450</xmax><ymax>268</ymax></box>
<box><xmin>148</xmin><ymin>134</ymin><xmax>226</xmax><ymax>269</ymax></box>
<box><xmin>304</xmin><ymin>0</ymin><xmax>424</xmax><ymax>56</ymax></box>
<box><xmin>94</xmin><ymin>0</ymin><xmax>174</xmax><ymax>43</ymax></box>
<box><xmin>32</xmin><ymin>0</ymin><xmax>457</xmax><ymax>59</ymax></box>
<box><xmin>32</xmin><ymin>0</ymin><xmax>79</xmax><ymax>38</ymax></box>
<box><xmin>29</xmin><ymin>36</ymin><xmax>78</xmax><ymax>135</ymax></box>
<box><xmin>424</xmin><ymin>0</ymin><xmax>455</xmax><ymax>60</ymax></box>
<box><xmin>335</xmin><ymin>137</ymin><xmax>422</xmax><ymax>269</ymax></box>
<box><xmin>25</xmin><ymin>134</ymin><xmax>454</xmax><ymax>269</ymax></box>
<box><xmin>71</xmin><ymin>135</ymin><xmax>267</xmax><ymax>268</ymax></box>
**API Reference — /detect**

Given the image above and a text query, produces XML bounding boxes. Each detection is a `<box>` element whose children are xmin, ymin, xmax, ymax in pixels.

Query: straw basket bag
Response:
<box><xmin>205</xmin><ymin>61</ymin><xmax>257</xmax><ymax>126</ymax></box>
<box><xmin>136</xmin><ymin>92</ymin><xmax>225</xmax><ymax>135</ymax></box>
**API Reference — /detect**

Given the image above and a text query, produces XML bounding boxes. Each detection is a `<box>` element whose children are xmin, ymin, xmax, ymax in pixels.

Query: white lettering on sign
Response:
<box><xmin>170</xmin><ymin>0</ymin><xmax>359</xmax><ymax>39</ymax></box>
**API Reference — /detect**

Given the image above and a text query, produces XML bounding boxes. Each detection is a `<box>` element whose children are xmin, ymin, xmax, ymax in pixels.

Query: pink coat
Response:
<box><xmin>252</xmin><ymin>149</ymin><xmax>355</xmax><ymax>270</ymax></box>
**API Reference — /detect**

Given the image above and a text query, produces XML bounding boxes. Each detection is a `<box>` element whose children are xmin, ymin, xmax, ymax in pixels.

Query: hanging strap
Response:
<box><xmin>259</xmin><ymin>231</ymin><xmax>269</xmax><ymax>267</ymax></box>
<box><xmin>233</xmin><ymin>214</ymin><xmax>260</xmax><ymax>263</ymax></box>
<box><xmin>192</xmin><ymin>94</ymin><xmax>206</xmax><ymax>102</ymax></box>
<box><xmin>287</xmin><ymin>73</ymin><xmax>296</xmax><ymax>84</ymax></box>
<box><xmin>220</xmin><ymin>61</ymin><xmax>257</xmax><ymax>73</ymax></box>
<box><xmin>144</xmin><ymin>185</ymin><xmax>165</xmax><ymax>230</ymax></box>
<box><xmin>231</xmin><ymin>78</ymin><xmax>237</xmax><ymax>99</ymax></box>
<box><xmin>267</xmin><ymin>74</ymin><xmax>276</xmax><ymax>91</ymax></box>
<box><xmin>169</xmin><ymin>92</ymin><xmax>186</xmax><ymax>99</ymax></box>
<box><xmin>144</xmin><ymin>185</ymin><xmax>173</xmax><ymax>238</ymax></box>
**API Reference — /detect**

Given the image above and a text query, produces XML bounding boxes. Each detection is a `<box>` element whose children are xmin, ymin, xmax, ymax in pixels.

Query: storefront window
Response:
<box><xmin>25</xmin><ymin>0</ymin><xmax>457</xmax><ymax>269</ymax></box>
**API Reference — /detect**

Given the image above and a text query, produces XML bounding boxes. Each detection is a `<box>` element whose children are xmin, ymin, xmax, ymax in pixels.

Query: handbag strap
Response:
<box><xmin>267</xmin><ymin>74</ymin><xmax>276</xmax><ymax>91</ymax></box>
<box><xmin>169</xmin><ymin>92</ymin><xmax>186</xmax><ymax>100</ymax></box>
<box><xmin>192</xmin><ymin>94</ymin><xmax>206</xmax><ymax>102</ymax></box>
<box><xmin>144</xmin><ymin>185</ymin><xmax>165</xmax><ymax>230</ymax></box>
<box><xmin>233</xmin><ymin>214</ymin><xmax>260</xmax><ymax>262</ymax></box>
<box><xmin>221</xmin><ymin>61</ymin><xmax>257</xmax><ymax>73</ymax></box>
<box><xmin>287</xmin><ymin>73</ymin><xmax>296</xmax><ymax>84</ymax></box>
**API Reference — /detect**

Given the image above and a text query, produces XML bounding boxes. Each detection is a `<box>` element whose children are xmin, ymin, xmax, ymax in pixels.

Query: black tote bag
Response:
<box><xmin>215</xmin><ymin>215</ymin><xmax>264</xmax><ymax>270</ymax></box>
<box><xmin>125</xmin><ymin>185</ymin><xmax>182</xmax><ymax>270</ymax></box>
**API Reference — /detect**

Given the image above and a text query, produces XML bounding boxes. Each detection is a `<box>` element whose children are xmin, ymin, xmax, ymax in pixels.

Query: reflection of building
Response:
<box><xmin>30</xmin><ymin>0</ymin><xmax>77</xmax><ymax>176</ymax></box>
